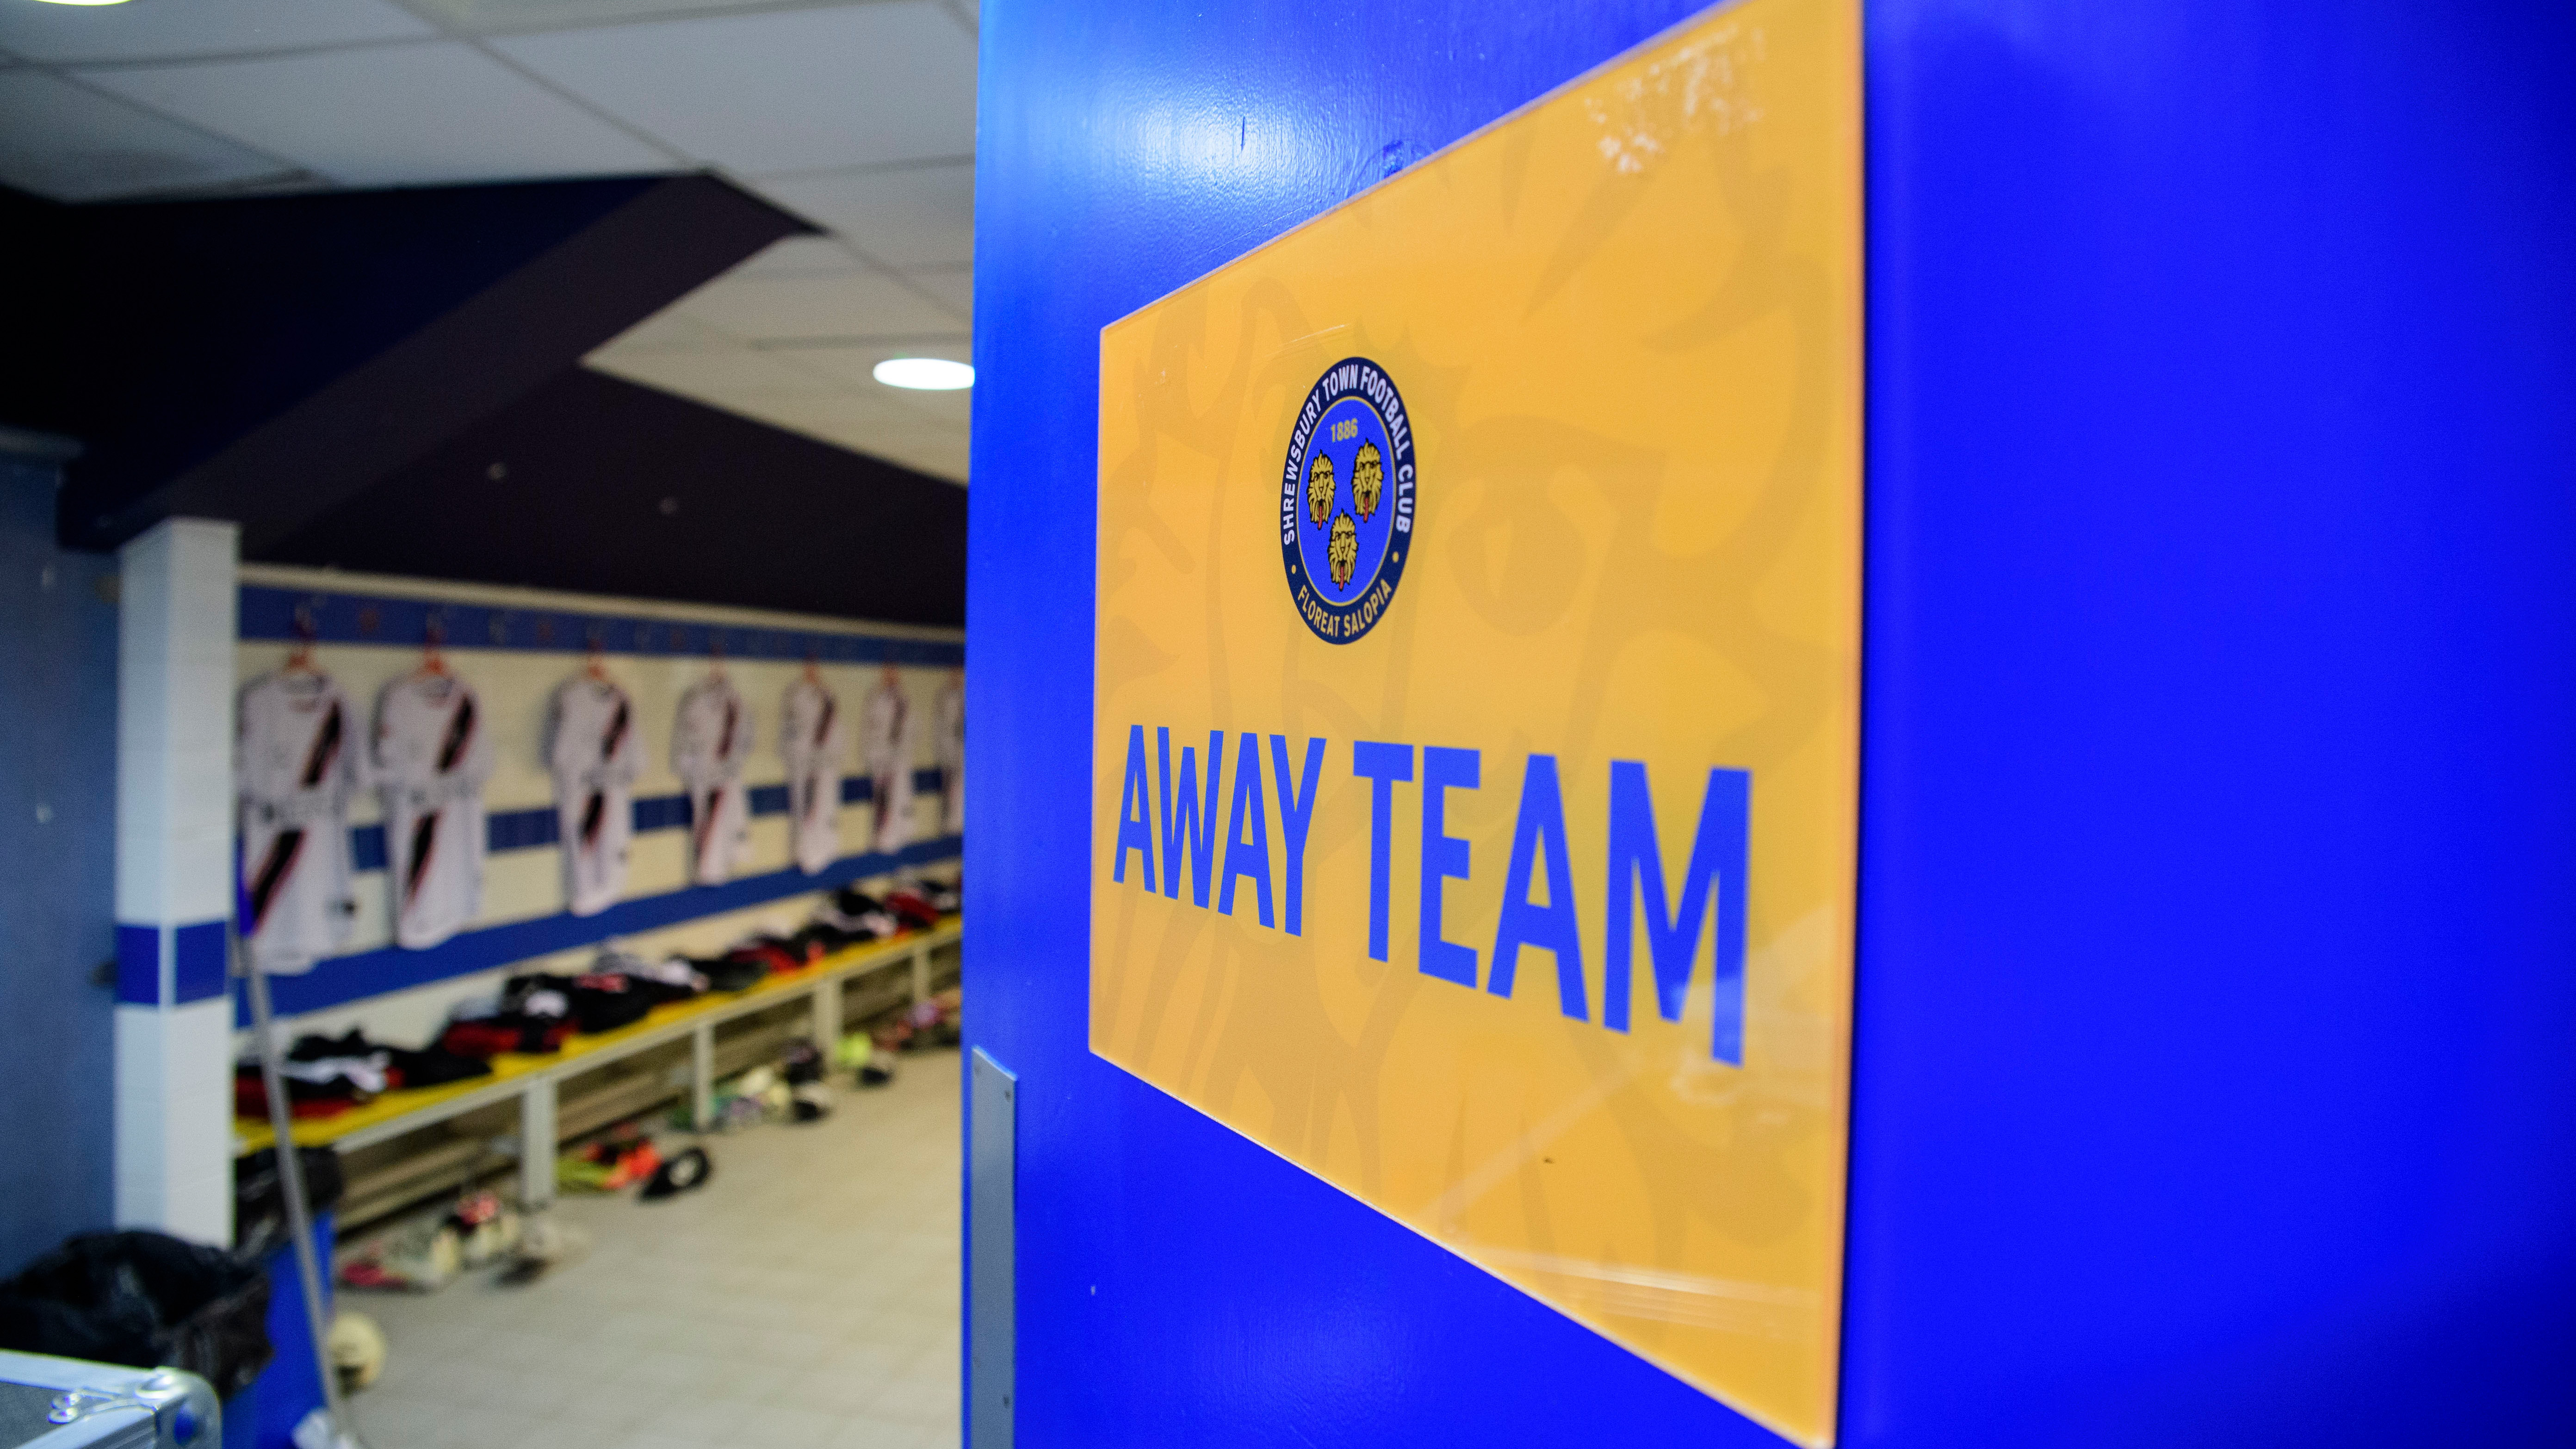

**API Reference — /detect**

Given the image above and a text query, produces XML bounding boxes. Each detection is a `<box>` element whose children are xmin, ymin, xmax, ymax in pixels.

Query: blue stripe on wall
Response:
<box><xmin>488</xmin><ymin>809</ymin><xmax>556</xmax><ymax>854</ymax></box>
<box><xmin>244</xmin><ymin>835</ymin><xmax>960</xmax><ymax>1022</ymax></box>
<box><xmin>342</xmin><ymin>769</ymin><xmax>951</xmax><ymax>873</ymax></box>
<box><xmin>112</xmin><ymin>920</ymin><xmax>231</xmax><ymax>1005</ymax></box>
<box><xmin>173</xmin><ymin>920</ymin><xmax>229</xmax><ymax>1004</ymax></box>
<box><xmin>114</xmin><ymin>924</ymin><xmax>160</xmax><ymax>1007</ymax></box>
<box><xmin>241</xmin><ymin>584</ymin><xmax>963</xmax><ymax>666</ymax></box>
<box><xmin>632</xmin><ymin>794</ymin><xmax>690</xmax><ymax>834</ymax></box>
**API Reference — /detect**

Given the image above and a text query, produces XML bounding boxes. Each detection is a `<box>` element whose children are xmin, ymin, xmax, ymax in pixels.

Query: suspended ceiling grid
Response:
<box><xmin>0</xmin><ymin>0</ymin><xmax>976</xmax><ymax>483</ymax></box>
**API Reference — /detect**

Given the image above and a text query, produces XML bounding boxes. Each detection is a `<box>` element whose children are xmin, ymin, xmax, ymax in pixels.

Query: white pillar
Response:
<box><xmin>113</xmin><ymin>519</ymin><xmax>239</xmax><ymax>1244</ymax></box>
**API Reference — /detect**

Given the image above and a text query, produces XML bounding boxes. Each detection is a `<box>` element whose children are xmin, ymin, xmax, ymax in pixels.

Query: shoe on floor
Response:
<box><xmin>641</xmin><ymin>1146</ymin><xmax>712</xmax><ymax>1200</ymax></box>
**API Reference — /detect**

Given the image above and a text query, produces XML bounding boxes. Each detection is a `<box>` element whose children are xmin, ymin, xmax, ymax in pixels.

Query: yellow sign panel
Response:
<box><xmin>1090</xmin><ymin>0</ymin><xmax>1859</xmax><ymax>1440</ymax></box>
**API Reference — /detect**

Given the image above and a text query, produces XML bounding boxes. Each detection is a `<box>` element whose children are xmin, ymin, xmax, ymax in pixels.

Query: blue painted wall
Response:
<box><xmin>0</xmin><ymin>457</ymin><xmax>120</xmax><ymax>1273</ymax></box>
<box><xmin>966</xmin><ymin>2</ymin><xmax>2576</xmax><ymax>1444</ymax></box>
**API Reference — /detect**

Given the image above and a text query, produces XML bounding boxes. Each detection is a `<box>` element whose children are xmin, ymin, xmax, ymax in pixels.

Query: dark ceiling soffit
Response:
<box><xmin>255</xmin><ymin>368</ymin><xmax>967</xmax><ymax>627</ymax></box>
<box><xmin>61</xmin><ymin>174</ymin><xmax>812</xmax><ymax>554</ymax></box>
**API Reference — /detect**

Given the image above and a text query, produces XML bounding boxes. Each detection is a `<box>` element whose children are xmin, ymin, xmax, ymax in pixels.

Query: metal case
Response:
<box><xmin>0</xmin><ymin>1351</ymin><xmax>217</xmax><ymax>1449</ymax></box>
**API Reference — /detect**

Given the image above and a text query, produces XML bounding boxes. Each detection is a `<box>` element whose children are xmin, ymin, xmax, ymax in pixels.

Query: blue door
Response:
<box><xmin>964</xmin><ymin>2</ymin><xmax>2576</xmax><ymax>1444</ymax></box>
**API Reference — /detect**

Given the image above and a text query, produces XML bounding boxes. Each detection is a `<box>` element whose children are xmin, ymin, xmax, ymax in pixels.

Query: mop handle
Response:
<box><xmin>234</xmin><ymin>922</ymin><xmax>353</xmax><ymax>1437</ymax></box>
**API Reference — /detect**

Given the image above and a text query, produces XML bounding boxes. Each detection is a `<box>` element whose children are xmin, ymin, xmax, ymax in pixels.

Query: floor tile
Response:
<box><xmin>342</xmin><ymin>1051</ymin><xmax>962</xmax><ymax>1447</ymax></box>
<box><xmin>818</xmin><ymin>1416</ymin><xmax>951</xmax><ymax>1449</ymax></box>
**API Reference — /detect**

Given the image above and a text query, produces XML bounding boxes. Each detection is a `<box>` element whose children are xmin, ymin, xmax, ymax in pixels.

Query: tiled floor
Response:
<box><xmin>340</xmin><ymin>1050</ymin><xmax>962</xmax><ymax>1449</ymax></box>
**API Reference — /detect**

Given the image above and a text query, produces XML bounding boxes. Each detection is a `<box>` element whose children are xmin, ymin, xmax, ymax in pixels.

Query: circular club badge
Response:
<box><xmin>1279</xmin><ymin>356</ymin><xmax>1417</xmax><ymax>644</ymax></box>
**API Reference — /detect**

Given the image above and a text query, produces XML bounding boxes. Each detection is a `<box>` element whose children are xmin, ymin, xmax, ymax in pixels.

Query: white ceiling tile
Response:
<box><xmin>773</xmin><ymin>338</ymin><xmax>969</xmax><ymax>389</ymax></box>
<box><xmin>884</xmin><ymin>385</ymin><xmax>970</xmax><ymax>427</ymax></box>
<box><xmin>722</xmin><ymin>388</ymin><xmax>954</xmax><ymax>436</ymax></box>
<box><xmin>407</xmin><ymin>0</ymin><xmax>814</xmax><ymax>36</ymax></box>
<box><xmin>76</xmin><ymin>41</ymin><xmax>675</xmax><ymax>187</ymax></box>
<box><xmin>585</xmin><ymin>342</ymin><xmax>842</xmax><ymax>399</ymax></box>
<box><xmin>0</xmin><ymin>0</ymin><xmax>434</xmax><ymax>66</ymax></box>
<box><xmin>758</xmin><ymin>161</ymin><xmax>970</xmax><ymax>268</ymax></box>
<box><xmin>863</xmin><ymin>432</ymin><xmax>968</xmax><ymax>482</ymax></box>
<box><xmin>724</xmin><ymin>235</ymin><xmax>871</xmax><ymax>280</ymax></box>
<box><xmin>601</xmin><ymin>379</ymin><xmax>969</xmax><ymax>481</ymax></box>
<box><xmin>493</xmin><ymin>2</ymin><xmax>973</xmax><ymax>174</ymax></box>
<box><xmin>675</xmin><ymin>270</ymin><xmax>962</xmax><ymax>342</ymax></box>
<box><xmin>0</xmin><ymin>69</ymin><xmax>294</xmax><ymax>201</ymax></box>
<box><xmin>590</xmin><ymin>309</ymin><xmax>735</xmax><ymax>354</ymax></box>
<box><xmin>901</xmin><ymin>265</ymin><xmax>971</xmax><ymax>317</ymax></box>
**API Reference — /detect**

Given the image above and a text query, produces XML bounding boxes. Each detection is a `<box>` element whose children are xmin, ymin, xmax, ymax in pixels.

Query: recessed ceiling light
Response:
<box><xmin>29</xmin><ymin>0</ymin><xmax>134</xmax><ymax>7</ymax></box>
<box><xmin>873</xmin><ymin>358</ymin><xmax>974</xmax><ymax>391</ymax></box>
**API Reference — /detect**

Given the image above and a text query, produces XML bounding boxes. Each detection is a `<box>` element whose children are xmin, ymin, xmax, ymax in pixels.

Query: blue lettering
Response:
<box><xmin>1352</xmin><ymin>741</ymin><xmax>1414</xmax><ymax>962</ymax></box>
<box><xmin>1489</xmin><ymin>754</ymin><xmax>1586</xmax><ymax>1020</ymax></box>
<box><xmin>1269</xmin><ymin>735</ymin><xmax>1325</xmax><ymax>936</ymax></box>
<box><xmin>1158</xmin><ymin>728</ymin><xmax>1224</xmax><ymax>908</ymax></box>
<box><xmin>1418</xmin><ymin>746</ymin><xmax>1479</xmax><ymax>987</ymax></box>
<box><xmin>1605</xmin><ymin>762</ymin><xmax>1751</xmax><ymax>1064</ymax></box>
<box><xmin>1219</xmin><ymin>732</ymin><xmax>1275</xmax><ymax>928</ymax></box>
<box><xmin>1113</xmin><ymin>723</ymin><xmax>1155</xmax><ymax>886</ymax></box>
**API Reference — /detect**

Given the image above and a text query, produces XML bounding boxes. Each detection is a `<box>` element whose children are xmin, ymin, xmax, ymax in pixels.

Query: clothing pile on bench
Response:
<box><xmin>800</xmin><ymin>874</ymin><xmax>957</xmax><ymax>952</ymax></box>
<box><xmin>232</xmin><ymin>875</ymin><xmax>958</xmax><ymax>1119</ymax></box>
<box><xmin>438</xmin><ymin>966</ymin><xmax>663</xmax><ymax>1056</ymax></box>
<box><xmin>232</xmin><ymin>1029</ymin><xmax>492</xmax><ymax>1120</ymax></box>
<box><xmin>592</xmin><ymin>947</ymin><xmax>709</xmax><ymax>1004</ymax></box>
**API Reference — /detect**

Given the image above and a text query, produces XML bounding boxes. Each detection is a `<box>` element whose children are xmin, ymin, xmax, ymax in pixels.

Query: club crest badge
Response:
<box><xmin>1279</xmin><ymin>356</ymin><xmax>1416</xmax><ymax>643</ymax></box>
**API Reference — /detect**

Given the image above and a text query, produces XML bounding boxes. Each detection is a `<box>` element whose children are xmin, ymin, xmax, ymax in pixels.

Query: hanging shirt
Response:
<box><xmin>932</xmin><ymin>677</ymin><xmax>965</xmax><ymax>837</ymax></box>
<box><xmin>374</xmin><ymin>670</ymin><xmax>495</xmax><ymax>950</ymax></box>
<box><xmin>858</xmin><ymin>678</ymin><xmax>917</xmax><ymax>856</ymax></box>
<box><xmin>237</xmin><ymin>669</ymin><xmax>368</xmax><ymax>972</ymax></box>
<box><xmin>672</xmin><ymin>675</ymin><xmax>755</xmax><ymax>886</ymax></box>
<box><xmin>545</xmin><ymin>675</ymin><xmax>642</xmax><ymax>917</ymax></box>
<box><xmin>780</xmin><ymin>676</ymin><xmax>848</xmax><ymax>875</ymax></box>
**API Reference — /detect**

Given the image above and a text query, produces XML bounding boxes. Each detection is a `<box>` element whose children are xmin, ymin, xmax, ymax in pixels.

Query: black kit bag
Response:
<box><xmin>0</xmin><ymin>1231</ymin><xmax>273</xmax><ymax>1399</ymax></box>
<box><xmin>232</xmin><ymin>1146</ymin><xmax>347</xmax><ymax>1261</ymax></box>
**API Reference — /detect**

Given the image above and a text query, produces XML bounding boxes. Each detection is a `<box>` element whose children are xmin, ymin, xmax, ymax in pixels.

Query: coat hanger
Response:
<box><xmin>283</xmin><ymin>601</ymin><xmax>320</xmax><ymax>675</ymax></box>
<box><xmin>417</xmin><ymin>613</ymin><xmax>450</xmax><ymax>678</ymax></box>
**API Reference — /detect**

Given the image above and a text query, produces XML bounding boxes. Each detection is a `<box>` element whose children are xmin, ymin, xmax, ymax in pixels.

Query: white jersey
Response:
<box><xmin>858</xmin><ymin>678</ymin><xmax>918</xmax><ymax>855</ymax></box>
<box><xmin>931</xmin><ymin>678</ymin><xmax>965</xmax><ymax>837</ymax></box>
<box><xmin>545</xmin><ymin>674</ymin><xmax>643</xmax><ymax>917</ymax></box>
<box><xmin>373</xmin><ymin>670</ymin><xmax>495</xmax><ymax>950</ymax></box>
<box><xmin>237</xmin><ymin>669</ymin><xmax>367</xmax><ymax>972</ymax></box>
<box><xmin>780</xmin><ymin>676</ymin><xmax>848</xmax><ymax>875</ymax></box>
<box><xmin>672</xmin><ymin>675</ymin><xmax>754</xmax><ymax>886</ymax></box>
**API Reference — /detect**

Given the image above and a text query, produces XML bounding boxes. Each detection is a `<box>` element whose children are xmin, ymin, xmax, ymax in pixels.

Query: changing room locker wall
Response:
<box><xmin>233</xmin><ymin>564</ymin><xmax>963</xmax><ymax>1048</ymax></box>
<box><xmin>964</xmin><ymin>2</ymin><xmax>2576</xmax><ymax>1446</ymax></box>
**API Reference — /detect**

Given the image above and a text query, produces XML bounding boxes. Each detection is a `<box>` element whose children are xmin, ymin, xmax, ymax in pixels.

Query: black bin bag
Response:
<box><xmin>231</xmin><ymin>1146</ymin><xmax>345</xmax><ymax>1260</ymax></box>
<box><xmin>0</xmin><ymin>1232</ymin><xmax>272</xmax><ymax>1399</ymax></box>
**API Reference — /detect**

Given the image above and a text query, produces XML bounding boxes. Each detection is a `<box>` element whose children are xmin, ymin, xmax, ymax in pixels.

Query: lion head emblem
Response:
<box><xmin>1306</xmin><ymin>453</ymin><xmax>1336</xmax><ymax>526</ymax></box>
<box><xmin>1328</xmin><ymin>512</ymin><xmax>1359</xmax><ymax>588</ymax></box>
<box><xmin>1351</xmin><ymin>441</ymin><xmax>1384</xmax><ymax>521</ymax></box>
